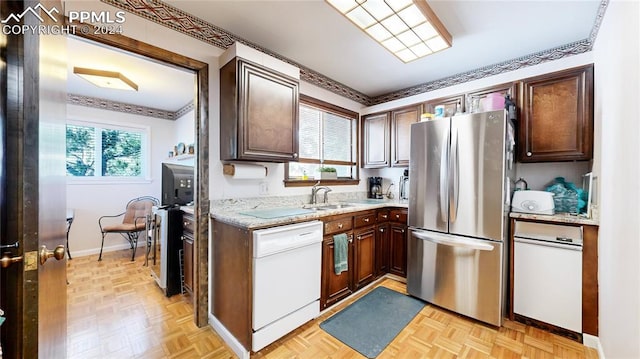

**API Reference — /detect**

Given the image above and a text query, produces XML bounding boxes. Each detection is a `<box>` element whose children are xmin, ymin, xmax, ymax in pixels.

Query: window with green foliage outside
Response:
<box><xmin>286</xmin><ymin>96</ymin><xmax>359</xmax><ymax>184</ymax></box>
<box><xmin>66</xmin><ymin>123</ymin><xmax>147</xmax><ymax>178</ymax></box>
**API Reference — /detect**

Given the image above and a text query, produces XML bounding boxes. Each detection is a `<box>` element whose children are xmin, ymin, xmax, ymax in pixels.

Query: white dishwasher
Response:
<box><xmin>514</xmin><ymin>221</ymin><xmax>583</xmax><ymax>333</ymax></box>
<box><xmin>252</xmin><ymin>220</ymin><xmax>323</xmax><ymax>352</ymax></box>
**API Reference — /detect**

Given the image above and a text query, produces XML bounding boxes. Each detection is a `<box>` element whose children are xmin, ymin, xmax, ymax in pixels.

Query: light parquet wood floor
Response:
<box><xmin>67</xmin><ymin>249</ymin><xmax>599</xmax><ymax>359</ymax></box>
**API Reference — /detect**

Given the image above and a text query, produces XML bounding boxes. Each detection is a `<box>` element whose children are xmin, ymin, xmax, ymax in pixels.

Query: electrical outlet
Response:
<box><xmin>259</xmin><ymin>181</ymin><xmax>269</xmax><ymax>195</ymax></box>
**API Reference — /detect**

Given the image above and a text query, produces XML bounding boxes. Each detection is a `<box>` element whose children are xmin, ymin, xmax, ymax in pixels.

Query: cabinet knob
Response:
<box><xmin>527</xmin><ymin>151</ymin><xmax>532</xmax><ymax>157</ymax></box>
<box><xmin>382</xmin><ymin>215</ymin><xmax>388</xmax><ymax>219</ymax></box>
<box><xmin>379</xmin><ymin>228</ymin><xmax>384</xmax><ymax>232</ymax></box>
<box><xmin>357</xmin><ymin>235</ymin><xmax>361</xmax><ymax>240</ymax></box>
<box><xmin>364</xmin><ymin>218</ymin><xmax>370</xmax><ymax>222</ymax></box>
<box><xmin>292</xmin><ymin>152</ymin><xmax>298</xmax><ymax>159</ymax></box>
<box><xmin>401</xmin><ymin>229</ymin><xmax>405</xmax><ymax>233</ymax></box>
<box><xmin>396</xmin><ymin>214</ymin><xmax>400</xmax><ymax>219</ymax></box>
<box><xmin>338</xmin><ymin>223</ymin><xmax>343</xmax><ymax>229</ymax></box>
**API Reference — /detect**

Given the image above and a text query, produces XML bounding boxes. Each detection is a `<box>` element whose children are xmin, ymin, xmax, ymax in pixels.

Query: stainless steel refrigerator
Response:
<box><xmin>407</xmin><ymin>109</ymin><xmax>515</xmax><ymax>326</ymax></box>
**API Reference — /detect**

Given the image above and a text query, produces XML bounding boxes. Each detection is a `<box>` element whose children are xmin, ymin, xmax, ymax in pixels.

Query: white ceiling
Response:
<box><xmin>68</xmin><ymin>0</ymin><xmax>603</xmax><ymax>110</ymax></box>
<box><xmin>165</xmin><ymin>0</ymin><xmax>602</xmax><ymax>97</ymax></box>
<box><xmin>67</xmin><ymin>36</ymin><xmax>195</xmax><ymax>112</ymax></box>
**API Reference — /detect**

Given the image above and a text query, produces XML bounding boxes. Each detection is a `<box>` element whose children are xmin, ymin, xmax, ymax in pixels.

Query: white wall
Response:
<box><xmin>211</xmin><ymin>81</ymin><xmax>366</xmax><ymax>200</ymax></box>
<box><xmin>592</xmin><ymin>1</ymin><xmax>640</xmax><ymax>358</ymax></box>
<box><xmin>66</xmin><ymin>104</ymin><xmax>176</xmax><ymax>255</ymax></box>
<box><xmin>174</xmin><ymin>109</ymin><xmax>195</xmax><ymax>146</ymax></box>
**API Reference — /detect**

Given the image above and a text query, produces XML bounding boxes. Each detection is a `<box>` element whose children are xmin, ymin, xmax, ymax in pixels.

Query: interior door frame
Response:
<box><xmin>70</xmin><ymin>28</ymin><xmax>210</xmax><ymax>326</ymax></box>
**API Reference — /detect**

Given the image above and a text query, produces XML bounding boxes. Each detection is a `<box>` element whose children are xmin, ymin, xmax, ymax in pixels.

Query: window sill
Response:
<box><xmin>284</xmin><ymin>179</ymin><xmax>360</xmax><ymax>187</ymax></box>
<box><xmin>67</xmin><ymin>177</ymin><xmax>153</xmax><ymax>185</ymax></box>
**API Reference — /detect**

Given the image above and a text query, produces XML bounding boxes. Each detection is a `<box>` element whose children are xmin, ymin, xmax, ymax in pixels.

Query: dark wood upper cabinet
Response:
<box><xmin>391</xmin><ymin>105</ymin><xmax>421</xmax><ymax>167</ymax></box>
<box><xmin>220</xmin><ymin>57</ymin><xmax>299</xmax><ymax>162</ymax></box>
<box><xmin>466</xmin><ymin>82</ymin><xmax>518</xmax><ymax>112</ymax></box>
<box><xmin>423</xmin><ymin>94</ymin><xmax>464</xmax><ymax>117</ymax></box>
<box><xmin>361</xmin><ymin>112</ymin><xmax>390</xmax><ymax>168</ymax></box>
<box><xmin>519</xmin><ymin>65</ymin><xmax>594</xmax><ymax>162</ymax></box>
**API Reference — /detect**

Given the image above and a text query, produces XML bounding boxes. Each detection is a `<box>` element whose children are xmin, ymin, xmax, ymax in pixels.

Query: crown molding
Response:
<box><xmin>67</xmin><ymin>94</ymin><xmax>193</xmax><ymax>120</ymax></box>
<box><xmin>101</xmin><ymin>0</ymin><xmax>608</xmax><ymax>107</ymax></box>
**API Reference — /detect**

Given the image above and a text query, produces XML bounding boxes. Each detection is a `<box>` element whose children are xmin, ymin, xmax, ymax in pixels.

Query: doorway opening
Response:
<box><xmin>69</xmin><ymin>30</ymin><xmax>210</xmax><ymax>327</ymax></box>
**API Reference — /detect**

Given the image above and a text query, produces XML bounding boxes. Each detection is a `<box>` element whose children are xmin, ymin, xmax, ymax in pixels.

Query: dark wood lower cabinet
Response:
<box><xmin>182</xmin><ymin>212</ymin><xmax>195</xmax><ymax>294</ymax></box>
<box><xmin>321</xmin><ymin>232</ymin><xmax>354</xmax><ymax>309</ymax></box>
<box><xmin>375</xmin><ymin>223</ymin><xmax>390</xmax><ymax>277</ymax></box>
<box><xmin>389</xmin><ymin>223</ymin><xmax>407</xmax><ymax>277</ymax></box>
<box><xmin>353</xmin><ymin>226</ymin><xmax>376</xmax><ymax>289</ymax></box>
<box><xmin>321</xmin><ymin>208</ymin><xmax>408</xmax><ymax>309</ymax></box>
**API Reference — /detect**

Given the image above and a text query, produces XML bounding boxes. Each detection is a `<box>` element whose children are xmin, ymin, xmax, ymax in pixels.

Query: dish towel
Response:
<box><xmin>333</xmin><ymin>233</ymin><xmax>349</xmax><ymax>275</ymax></box>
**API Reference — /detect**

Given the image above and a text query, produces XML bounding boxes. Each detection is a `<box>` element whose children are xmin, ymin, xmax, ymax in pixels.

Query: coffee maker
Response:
<box><xmin>368</xmin><ymin>177</ymin><xmax>383</xmax><ymax>199</ymax></box>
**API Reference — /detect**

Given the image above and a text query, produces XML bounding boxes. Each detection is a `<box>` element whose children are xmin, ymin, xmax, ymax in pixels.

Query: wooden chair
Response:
<box><xmin>98</xmin><ymin>196</ymin><xmax>159</xmax><ymax>261</ymax></box>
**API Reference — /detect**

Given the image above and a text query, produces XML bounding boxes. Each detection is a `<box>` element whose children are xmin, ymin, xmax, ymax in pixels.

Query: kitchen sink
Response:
<box><xmin>347</xmin><ymin>199</ymin><xmax>389</xmax><ymax>205</ymax></box>
<box><xmin>323</xmin><ymin>203</ymin><xmax>355</xmax><ymax>209</ymax></box>
<box><xmin>303</xmin><ymin>203</ymin><xmax>355</xmax><ymax>211</ymax></box>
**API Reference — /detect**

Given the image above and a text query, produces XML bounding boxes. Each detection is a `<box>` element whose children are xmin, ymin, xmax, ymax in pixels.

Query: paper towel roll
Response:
<box><xmin>223</xmin><ymin>163</ymin><xmax>267</xmax><ymax>179</ymax></box>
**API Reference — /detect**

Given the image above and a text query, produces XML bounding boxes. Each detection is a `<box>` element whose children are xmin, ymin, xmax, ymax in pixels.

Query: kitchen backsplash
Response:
<box><xmin>515</xmin><ymin>161</ymin><xmax>591</xmax><ymax>191</ymax></box>
<box><xmin>211</xmin><ymin>191</ymin><xmax>370</xmax><ymax>213</ymax></box>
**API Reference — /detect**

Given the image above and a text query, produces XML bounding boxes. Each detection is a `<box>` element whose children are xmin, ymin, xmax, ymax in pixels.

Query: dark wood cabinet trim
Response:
<box><xmin>212</xmin><ymin>219</ymin><xmax>252</xmax><ymax>349</ymax></box>
<box><xmin>518</xmin><ymin>64</ymin><xmax>594</xmax><ymax>162</ymax></box>
<box><xmin>361</xmin><ymin>112</ymin><xmax>391</xmax><ymax>168</ymax></box>
<box><xmin>390</xmin><ymin>105</ymin><xmax>421</xmax><ymax>167</ymax></box>
<box><xmin>582</xmin><ymin>225</ymin><xmax>599</xmax><ymax>335</ymax></box>
<box><xmin>220</xmin><ymin>57</ymin><xmax>300</xmax><ymax>162</ymax></box>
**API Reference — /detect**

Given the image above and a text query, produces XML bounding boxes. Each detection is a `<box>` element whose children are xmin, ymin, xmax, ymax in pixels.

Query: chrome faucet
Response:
<box><xmin>311</xmin><ymin>182</ymin><xmax>332</xmax><ymax>204</ymax></box>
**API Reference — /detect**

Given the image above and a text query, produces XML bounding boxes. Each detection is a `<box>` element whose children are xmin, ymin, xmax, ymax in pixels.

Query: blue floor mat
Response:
<box><xmin>320</xmin><ymin>286</ymin><xmax>425</xmax><ymax>358</ymax></box>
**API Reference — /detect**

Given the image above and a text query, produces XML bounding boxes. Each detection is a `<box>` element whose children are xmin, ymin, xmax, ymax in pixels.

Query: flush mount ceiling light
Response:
<box><xmin>326</xmin><ymin>0</ymin><xmax>452</xmax><ymax>63</ymax></box>
<box><xmin>73</xmin><ymin>67</ymin><xmax>139</xmax><ymax>91</ymax></box>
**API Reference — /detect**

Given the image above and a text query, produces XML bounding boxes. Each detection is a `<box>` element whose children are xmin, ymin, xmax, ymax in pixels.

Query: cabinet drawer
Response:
<box><xmin>354</xmin><ymin>212</ymin><xmax>376</xmax><ymax>228</ymax></box>
<box><xmin>324</xmin><ymin>217</ymin><xmax>353</xmax><ymax>235</ymax></box>
<box><xmin>182</xmin><ymin>214</ymin><xmax>195</xmax><ymax>233</ymax></box>
<box><xmin>390</xmin><ymin>209</ymin><xmax>407</xmax><ymax>223</ymax></box>
<box><xmin>377</xmin><ymin>210</ymin><xmax>390</xmax><ymax>222</ymax></box>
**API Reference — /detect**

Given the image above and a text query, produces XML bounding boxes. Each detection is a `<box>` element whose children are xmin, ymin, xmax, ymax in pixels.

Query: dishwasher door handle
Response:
<box><xmin>514</xmin><ymin>237</ymin><xmax>583</xmax><ymax>251</ymax></box>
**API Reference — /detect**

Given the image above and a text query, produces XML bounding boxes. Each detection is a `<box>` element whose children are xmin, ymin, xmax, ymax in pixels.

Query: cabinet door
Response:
<box><xmin>321</xmin><ymin>233</ymin><xmax>354</xmax><ymax>309</ymax></box>
<box><xmin>519</xmin><ymin>65</ymin><xmax>593</xmax><ymax>162</ymax></box>
<box><xmin>467</xmin><ymin>82</ymin><xmax>518</xmax><ymax>113</ymax></box>
<box><xmin>389</xmin><ymin>223</ymin><xmax>407</xmax><ymax>277</ymax></box>
<box><xmin>238</xmin><ymin>59</ymin><xmax>299</xmax><ymax>161</ymax></box>
<box><xmin>375</xmin><ymin>223</ymin><xmax>390</xmax><ymax>277</ymax></box>
<box><xmin>391</xmin><ymin>105</ymin><xmax>420</xmax><ymax>167</ymax></box>
<box><xmin>423</xmin><ymin>95</ymin><xmax>464</xmax><ymax>117</ymax></box>
<box><xmin>362</xmin><ymin>112</ymin><xmax>390</xmax><ymax>168</ymax></box>
<box><xmin>353</xmin><ymin>227</ymin><xmax>376</xmax><ymax>289</ymax></box>
<box><xmin>183</xmin><ymin>234</ymin><xmax>194</xmax><ymax>293</ymax></box>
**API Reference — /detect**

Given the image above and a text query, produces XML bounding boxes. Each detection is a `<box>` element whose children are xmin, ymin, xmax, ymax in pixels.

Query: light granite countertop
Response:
<box><xmin>510</xmin><ymin>211</ymin><xmax>599</xmax><ymax>226</ymax></box>
<box><xmin>211</xmin><ymin>197</ymin><xmax>408</xmax><ymax>229</ymax></box>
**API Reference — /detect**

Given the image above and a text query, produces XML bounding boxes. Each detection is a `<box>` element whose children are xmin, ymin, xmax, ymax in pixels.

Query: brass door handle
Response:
<box><xmin>1</xmin><ymin>253</ymin><xmax>23</xmax><ymax>268</ymax></box>
<box><xmin>39</xmin><ymin>245</ymin><xmax>65</xmax><ymax>265</ymax></box>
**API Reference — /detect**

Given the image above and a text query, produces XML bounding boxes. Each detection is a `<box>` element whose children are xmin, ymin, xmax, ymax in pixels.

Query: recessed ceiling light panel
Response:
<box><xmin>326</xmin><ymin>0</ymin><xmax>452</xmax><ymax>63</ymax></box>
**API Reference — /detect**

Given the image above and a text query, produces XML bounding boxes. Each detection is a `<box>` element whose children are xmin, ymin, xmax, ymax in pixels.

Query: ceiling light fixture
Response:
<box><xmin>73</xmin><ymin>67</ymin><xmax>139</xmax><ymax>91</ymax></box>
<box><xmin>326</xmin><ymin>0</ymin><xmax>452</xmax><ymax>63</ymax></box>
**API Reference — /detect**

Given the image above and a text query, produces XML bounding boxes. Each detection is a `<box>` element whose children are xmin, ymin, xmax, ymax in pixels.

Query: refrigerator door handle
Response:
<box><xmin>439</xmin><ymin>129</ymin><xmax>449</xmax><ymax>222</ymax></box>
<box><xmin>449</xmin><ymin>127</ymin><xmax>459</xmax><ymax>223</ymax></box>
<box><xmin>413</xmin><ymin>230</ymin><xmax>494</xmax><ymax>251</ymax></box>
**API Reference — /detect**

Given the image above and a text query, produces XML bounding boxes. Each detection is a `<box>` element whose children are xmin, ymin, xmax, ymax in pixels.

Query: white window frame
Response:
<box><xmin>66</xmin><ymin>118</ymin><xmax>152</xmax><ymax>185</ymax></box>
<box><xmin>285</xmin><ymin>95</ymin><xmax>359</xmax><ymax>186</ymax></box>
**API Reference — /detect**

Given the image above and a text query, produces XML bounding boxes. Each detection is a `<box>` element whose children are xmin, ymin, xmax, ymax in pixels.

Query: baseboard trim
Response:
<box><xmin>208</xmin><ymin>313</ymin><xmax>249</xmax><ymax>359</ymax></box>
<box><xmin>69</xmin><ymin>243</ymin><xmax>147</xmax><ymax>258</ymax></box>
<box><xmin>583</xmin><ymin>334</ymin><xmax>604</xmax><ymax>358</ymax></box>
